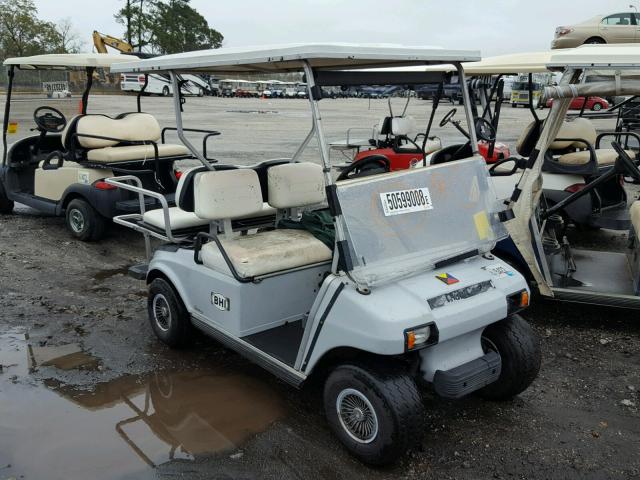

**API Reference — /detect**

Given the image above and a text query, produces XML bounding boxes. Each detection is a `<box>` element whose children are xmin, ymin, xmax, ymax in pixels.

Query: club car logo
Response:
<box><xmin>211</xmin><ymin>292</ymin><xmax>230</xmax><ymax>311</ymax></box>
<box><xmin>435</xmin><ymin>273</ymin><xmax>459</xmax><ymax>285</ymax></box>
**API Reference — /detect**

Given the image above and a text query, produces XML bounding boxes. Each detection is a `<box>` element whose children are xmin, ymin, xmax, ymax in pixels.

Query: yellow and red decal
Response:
<box><xmin>435</xmin><ymin>273</ymin><xmax>459</xmax><ymax>285</ymax></box>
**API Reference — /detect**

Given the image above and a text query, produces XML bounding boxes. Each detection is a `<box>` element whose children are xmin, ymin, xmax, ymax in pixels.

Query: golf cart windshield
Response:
<box><xmin>337</xmin><ymin>156</ymin><xmax>506</xmax><ymax>286</ymax></box>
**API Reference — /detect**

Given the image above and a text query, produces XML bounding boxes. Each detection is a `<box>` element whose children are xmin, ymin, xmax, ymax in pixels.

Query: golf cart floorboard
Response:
<box><xmin>588</xmin><ymin>208</ymin><xmax>631</xmax><ymax>230</ymax></box>
<box><xmin>552</xmin><ymin>249</ymin><xmax>634</xmax><ymax>295</ymax></box>
<box><xmin>243</xmin><ymin>320</ymin><xmax>304</xmax><ymax>367</ymax></box>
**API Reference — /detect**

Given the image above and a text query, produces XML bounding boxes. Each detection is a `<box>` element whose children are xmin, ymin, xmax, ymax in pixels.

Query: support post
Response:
<box><xmin>170</xmin><ymin>71</ymin><xmax>214</xmax><ymax>170</ymax></box>
<box><xmin>81</xmin><ymin>67</ymin><xmax>95</xmax><ymax>114</ymax></box>
<box><xmin>456</xmin><ymin>63</ymin><xmax>479</xmax><ymax>154</ymax></box>
<box><xmin>137</xmin><ymin>74</ymin><xmax>148</xmax><ymax>112</ymax></box>
<box><xmin>2</xmin><ymin>66</ymin><xmax>14</xmax><ymax>167</ymax></box>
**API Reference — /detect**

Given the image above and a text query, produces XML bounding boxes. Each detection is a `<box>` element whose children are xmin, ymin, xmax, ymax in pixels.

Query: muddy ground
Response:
<box><xmin>0</xmin><ymin>97</ymin><xmax>639</xmax><ymax>479</ymax></box>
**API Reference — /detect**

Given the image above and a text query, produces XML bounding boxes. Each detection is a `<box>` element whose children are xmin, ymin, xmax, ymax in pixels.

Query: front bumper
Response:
<box><xmin>433</xmin><ymin>351</ymin><xmax>501</xmax><ymax>399</ymax></box>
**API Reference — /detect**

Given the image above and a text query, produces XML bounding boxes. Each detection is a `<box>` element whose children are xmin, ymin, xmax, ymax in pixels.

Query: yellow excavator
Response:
<box><xmin>90</xmin><ymin>31</ymin><xmax>135</xmax><ymax>86</ymax></box>
<box><xmin>92</xmin><ymin>31</ymin><xmax>134</xmax><ymax>54</ymax></box>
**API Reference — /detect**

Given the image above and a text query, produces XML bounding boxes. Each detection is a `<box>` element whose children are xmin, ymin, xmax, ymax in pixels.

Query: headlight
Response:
<box><xmin>404</xmin><ymin>323</ymin><xmax>438</xmax><ymax>351</ymax></box>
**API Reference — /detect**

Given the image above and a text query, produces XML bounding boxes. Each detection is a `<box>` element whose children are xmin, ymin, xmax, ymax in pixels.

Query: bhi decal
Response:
<box><xmin>211</xmin><ymin>292</ymin><xmax>230</xmax><ymax>311</ymax></box>
<box><xmin>435</xmin><ymin>273</ymin><xmax>459</xmax><ymax>285</ymax></box>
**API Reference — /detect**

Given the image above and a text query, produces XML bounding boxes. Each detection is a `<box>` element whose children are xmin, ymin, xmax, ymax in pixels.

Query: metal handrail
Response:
<box><xmin>105</xmin><ymin>176</ymin><xmax>188</xmax><ymax>258</ymax></box>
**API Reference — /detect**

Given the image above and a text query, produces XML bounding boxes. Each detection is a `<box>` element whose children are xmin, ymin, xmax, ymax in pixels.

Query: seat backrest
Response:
<box><xmin>267</xmin><ymin>162</ymin><xmax>326</xmax><ymax>209</ymax></box>
<box><xmin>194</xmin><ymin>169</ymin><xmax>264</xmax><ymax>220</ymax></box>
<box><xmin>390</xmin><ymin>116</ymin><xmax>416</xmax><ymax>136</ymax></box>
<box><xmin>515</xmin><ymin>120</ymin><xmax>541</xmax><ymax>157</ymax></box>
<box><xmin>65</xmin><ymin>113</ymin><xmax>162</xmax><ymax>150</ymax></box>
<box><xmin>550</xmin><ymin>117</ymin><xmax>597</xmax><ymax>150</ymax></box>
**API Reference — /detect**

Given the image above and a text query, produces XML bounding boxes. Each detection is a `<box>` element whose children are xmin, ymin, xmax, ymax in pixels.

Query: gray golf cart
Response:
<box><xmin>492</xmin><ymin>44</ymin><xmax>640</xmax><ymax>308</ymax></box>
<box><xmin>0</xmin><ymin>53</ymin><xmax>211</xmax><ymax>240</ymax></box>
<box><xmin>108</xmin><ymin>44</ymin><xmax>541</xmax><ymax>465</ymax></box>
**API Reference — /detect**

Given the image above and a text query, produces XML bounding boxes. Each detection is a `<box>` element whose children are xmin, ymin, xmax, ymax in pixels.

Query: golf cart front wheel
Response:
<box><xmin>478</xmin><ymin>314</ymin><xmax>541</xmax><ymax>401</ymax></box>
<box><xmin>0</xmin><ymin>182</ymin><xmax>14</xmax><ymax>214</ymax></box>
<box><xmin>65</xmin><ymin>198</ymin><xmax>107</xmax><ymax>241</ymax></box>
<box><xmin>323</xmin><ymin>362</ymin><xmax>424</xmax><ymax>466</ymax></box>
<box><xmin>148</xmin><ymin>278</ymin><xmax>191</xmax><ymax>348</ymax></box>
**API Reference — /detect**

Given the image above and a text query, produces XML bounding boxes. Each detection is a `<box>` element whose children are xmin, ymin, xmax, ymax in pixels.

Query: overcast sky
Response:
<box><xmin>35</xmin><ymin>0</ymin><xmax>632</xmax><ymax>56</ymax></box>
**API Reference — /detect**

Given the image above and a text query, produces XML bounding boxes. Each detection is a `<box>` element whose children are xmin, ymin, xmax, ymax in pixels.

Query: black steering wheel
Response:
<box><xmin>611</xmin><ymin>141</ymin><xmax>640</xmax><ymax>182</ymax></box>
<box><xmin>337</xmin><ymin>155</ymin><xmax>391</xmax><ymax>181</ymax></box>
<box><xmin>33</xmin><ymin>106</ymin><xmax>67</xmax><ymax>133</ymax></box>
<box><xmin>475</xmin><ymin>117</ymin><xmax>497</xmax><ymax>142</ymax></box>
<box><xmin>439</xmin><ymin>108</ymin><xmax>457</xmax><ymax>127</ymax></box>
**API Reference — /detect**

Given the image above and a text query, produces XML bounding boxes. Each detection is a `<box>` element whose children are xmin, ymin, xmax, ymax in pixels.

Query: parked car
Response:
<box><xmin>545</xmin><ymin>95</ymin><xmax>609</xmax><ymax>111</ymax></box>
<box><xmin>552</xmin><ymin>12</ymin><xmax>640</xmax><ymax>49</ymax></box>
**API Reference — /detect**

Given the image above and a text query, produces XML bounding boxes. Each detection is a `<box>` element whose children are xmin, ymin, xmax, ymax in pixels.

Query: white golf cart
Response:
<box><xmin>491</xmin><ymin>44</ymin><xmax>640</xmax><ymax>308</ymax></box>
<box><xmin>108</xmin><ymin>44</ymin><xmax>541</xmax><ymax>465</ymax></box>
<box><xmin>0</xmin><ymin>53</ymin><xmax>212</xmax><ymax>240</ymax></box>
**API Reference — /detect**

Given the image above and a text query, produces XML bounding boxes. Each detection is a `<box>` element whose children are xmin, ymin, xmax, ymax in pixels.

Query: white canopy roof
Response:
<box><xmin>3</xmin><ymin>53</ymin><xmax>139</xmax><ymax>70</ymax></box>
<box><xmin>109</xmin><ymin>43</ymin><xmax>481</xmax><ymax>74</ymax></box>
<box><xmin>548</xmin><ymin>44</ymin><xmax>640</xmax><ymax>70</ymax></box>
<box><xmin>408</xmin><ymin>51</ymin><xmax>553</xmax><ymax>75</ymax></box>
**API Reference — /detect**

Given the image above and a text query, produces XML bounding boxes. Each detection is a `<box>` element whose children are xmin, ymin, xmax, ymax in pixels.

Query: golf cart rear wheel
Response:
<box><xmin>148</xmin><ymin>278</ymin><xmax>191</xmax><ymax>348</ymax></box>
<box><xmin>65</xmin><ymin>198</ymin><xmax>107</xmax><ymax>241</ymax></box>
<box><xmin>0</xmin><ymin>182</ymin><xmax>14</xmax><ymax>214</ymax></box>
<box><xmin>478</xmin><ymin>314</ymin><xmax>541</xmax><ymax>401</ymax></box>
<box><xmin>323</xmin><ymin>362</ymin><xmax>424</xmax><ymax>466</ymax></box>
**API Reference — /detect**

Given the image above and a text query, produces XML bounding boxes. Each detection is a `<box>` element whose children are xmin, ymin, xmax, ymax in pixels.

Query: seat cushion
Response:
<box><xmin>200</xmin><ymin>229</ymin><xmax>332</xmax><ymax>278</ymax></box>
<box><xmin>143</xmin><ymin>207</ymin><xmax>209</xmax><ymax>230</ymax></box>
<box><xmin>86</xmin><ymin>143</ymin><xmax>190</xmax><ymax>163</ymax></box>
<box><xmin>143</xmin><ymin>203</ymin><xmax>276</xmax><ymax>231</ymax></box>
<box><xmin>631</xmin><ymin>201</ymin><xmax>640</xmax><ymax>234</ymax></box>
<box><xmin>557</xmin><ymin>148</ymin><xmax>635</xmax><ymax>166</ymax></box>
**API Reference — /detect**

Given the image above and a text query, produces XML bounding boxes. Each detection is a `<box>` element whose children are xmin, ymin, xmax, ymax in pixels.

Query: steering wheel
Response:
<box><xmin>439</xmin><ymin>108</ymin><xmax>457</xmax><ymax>127</ymax></box>
<box><xmin>33</xmin><ymin>106</ymin><xmax>67</xmax><ymax>133</ymax></box>
<box><xmin>474</xmin><ymin>117</ymin><xmax>497</xmax><ymax>142</ymax></box>
<box><xmin>337</xmin><ymin>155</ymin><xmax>391</xmax><ymax>181</ymax></box>
<box><xmin>611</xmin><ymin>141</ymin><xmax>640</xmax><ymax>183</ymax></box>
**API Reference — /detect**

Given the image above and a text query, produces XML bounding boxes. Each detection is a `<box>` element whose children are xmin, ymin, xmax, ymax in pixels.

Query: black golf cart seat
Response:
<box><xmin>196</xmin><ymin>163</ymin><xmax>331</xmax><ymax>279</ymax></box>
<box><xmin>377</xmin><ymin>115</ymin><xmax>441</xmax><ymax>154</ymax></box>
<box><xmin>62</xmin><ymin>113</ymin><xmax>190</xmax><ymax>164</ymax></box>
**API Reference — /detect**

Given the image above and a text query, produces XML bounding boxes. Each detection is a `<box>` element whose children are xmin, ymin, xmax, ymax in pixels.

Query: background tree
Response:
<box><xmin>0</xmin><ymin>0</ymin><xmax>63</xmax><ymax>59</ymax></box>
<box><xmin>115</xmin><ymin>0</ymin><xmax>151</xmax><ymax>49</ymax></box>
<box><xmin>55</xmin><ymin>18</ymin><xmax>84</xmax><ymax>54</ymax></box>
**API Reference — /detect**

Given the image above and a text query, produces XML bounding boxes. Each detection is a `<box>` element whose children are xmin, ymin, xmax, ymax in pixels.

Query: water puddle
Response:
<box><xmin>0</xmin><ymin>329</ymin><xmax>286</xmax><ymax>479</ymax></box>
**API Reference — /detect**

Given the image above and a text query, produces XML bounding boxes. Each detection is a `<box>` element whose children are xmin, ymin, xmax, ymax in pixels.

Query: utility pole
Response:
<box><xmin>125</xmin><ymin>0</ymin><xmax>132</xmax><ymax>45</ymax></box>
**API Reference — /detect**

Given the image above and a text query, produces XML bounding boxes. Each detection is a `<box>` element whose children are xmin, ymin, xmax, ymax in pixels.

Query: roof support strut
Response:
<box><xmin>170</xmin><ymin>71</ymin><xmax>214</xmax><ymax>170</ymax></box>
<box><xmin>2</xmin><ymin>65</ymin><xmax>14</xmax><ymax>166</ymax></box>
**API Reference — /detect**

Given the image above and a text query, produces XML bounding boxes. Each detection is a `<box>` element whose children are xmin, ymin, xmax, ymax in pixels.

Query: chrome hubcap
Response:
<box><xmin>336</xmin><ymin>388</ymin><xmax>378</xmax><ymax>444</ymax></box>
<box><xmin>69</xmin><ymin>209</ymin><xmax>85</xmax><ymax>233</ymax></box>
<box><xmin>152</xmin><ymin>294</ymin><xmax>171</xmax><ymax>332</ymax></box>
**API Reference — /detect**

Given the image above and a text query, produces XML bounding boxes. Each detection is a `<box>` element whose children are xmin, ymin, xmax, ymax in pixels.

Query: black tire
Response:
<box><xmin>478</xmin><ymin>314</ymin><xmax>541</xmax><ymax>401</ymax></box>
<box><xmin>591</xmin><ymin>103</ymin><xmax>603</xmax><ymax>111</ymax></box>
<box><xmin>65</xmin><ymin>198</ymin><xmax>107</xmax><ymax>241</ymax></box>
<box><xmin>511</xmin><ymin>103</ymin><xmax>517</xmax><ymax>108</ymax></box>
<box><xmin>584</xmin><ymin>37</ymin><xmax>605</xmax><ymax>45</ymax></box>
<box><xmin>148</xmin><ymin>278</ymin><xmax>191</xmax><ymax>348</ymax></box>
<box><xmin>162</xmin><ymin>86</ymin><xmax>170</xmax><ymax>97</ymax></box>
<box><xmin>0</xmin><ymin>181</ymin><xmax>14</xmax><ymax>214</ymax></box>
<box><xmin>323</xmin><ymin>362</ymin><xmax>424</xmax><ymax>466</ymax></box>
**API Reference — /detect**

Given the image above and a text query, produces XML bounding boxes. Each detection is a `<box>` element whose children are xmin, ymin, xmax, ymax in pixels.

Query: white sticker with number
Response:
<box><xmin>380</xmin><ymin>187</ymin><xmax>433</xmax><ymax>216</ymax></box>
<box><xmin>483</xmin><ymin>264</ymin><xmax>514</xmax><ymax>279</ymax></box>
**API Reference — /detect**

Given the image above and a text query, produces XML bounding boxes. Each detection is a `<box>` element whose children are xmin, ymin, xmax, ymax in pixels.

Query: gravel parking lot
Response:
<box><xmin>0</xmin><ymin>95</ymin><xmax>638</xmax><ymax>480</ymax></box>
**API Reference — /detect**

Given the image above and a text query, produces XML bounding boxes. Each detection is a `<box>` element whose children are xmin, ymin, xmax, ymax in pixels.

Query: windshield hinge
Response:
<box><xmin>498</xmin><ymin>209</ymin><xmax>515</xmax><ymax>222</ymax></box>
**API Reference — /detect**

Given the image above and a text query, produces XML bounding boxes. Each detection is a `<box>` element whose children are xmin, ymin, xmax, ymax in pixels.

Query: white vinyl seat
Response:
<box><xmin>557</xmin><ymin>148</ymin><xmax>635</xmax><ymax>166</ymax></box>
<box><xmin>141</xmin><ymin>166</ymin><xmax>276</xmax><ymax>232</ymax></box>
<box><xmin>87</xmin><ymin>144</ymin><xmax>189</xmax><ymax>163</ymax></box>
<box><xmin>63</xmin><ymin>113</ymin><xmax>190</xmax><ymax>164</ymax></box>
<box><xmin>201</xmin><ymin>229</ymin><xmax>331</xmax><ymax>277</ymax></box>
<box><xmin>195</xmin><ymin>164</ymin><xmax>331</xmax><ymax>278</ymax></box>
<box><xmin>143</xmin><ymin>202</ymin><xmax>276</xmax><ymax>231</ymax></box>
